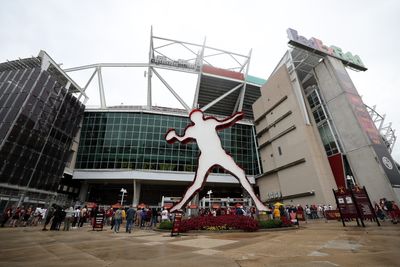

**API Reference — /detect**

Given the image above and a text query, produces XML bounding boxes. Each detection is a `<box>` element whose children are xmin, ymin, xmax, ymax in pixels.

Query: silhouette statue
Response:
<box><xmin>165</xmin><ymin>109</ymin><xmax>268</xmax><ymax>212</ymax></box>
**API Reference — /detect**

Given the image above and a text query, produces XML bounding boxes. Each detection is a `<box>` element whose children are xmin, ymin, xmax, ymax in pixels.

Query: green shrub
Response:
<box><xmin>159</xmin><ymin>221</ymin><xmax>173</xmax><ymax>230</ymax></box>
<box><xmin>259</xmin><ymin>219</ymin><xmax>282</xmax><ymax>229</ymax></box>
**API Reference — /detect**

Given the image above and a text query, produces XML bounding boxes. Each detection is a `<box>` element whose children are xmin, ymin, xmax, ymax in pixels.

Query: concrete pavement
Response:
<box><xmin>0</xmin><ymin>220</ymin><xmax>399</xmax><ymax>267</ymax></box>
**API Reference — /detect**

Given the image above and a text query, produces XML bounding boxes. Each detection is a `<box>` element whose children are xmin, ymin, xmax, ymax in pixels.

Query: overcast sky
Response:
<box><xmin>1</xmin><ymin>0</ymin><xmax>399</xmax><ymax>161</ymax></box>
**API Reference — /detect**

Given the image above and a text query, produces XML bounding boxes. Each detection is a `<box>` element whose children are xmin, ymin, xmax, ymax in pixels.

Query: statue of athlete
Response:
<box><xmin>165</xmin><ymin>109</ymin><xmax>269</xmax><ymax>212</ymax></box>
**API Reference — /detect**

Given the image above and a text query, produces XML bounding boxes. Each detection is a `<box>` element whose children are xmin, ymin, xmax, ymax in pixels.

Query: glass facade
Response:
<box><xmin>76</xmin><ymin>111</ymin><xmax>260</xmax><ymax>175</ymax></box>
<box><xmin>0</xmin><ymin>68</ymin><xmax>85</xmax><ymax>192</ymax></box>
<box><xmin>305</xmin><ymin>86</ymin><xmax>340</xmax><ymax>156</ymax></box>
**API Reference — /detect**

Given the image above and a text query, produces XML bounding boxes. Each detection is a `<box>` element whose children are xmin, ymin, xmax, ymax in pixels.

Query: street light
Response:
<box><xmin>120</xmin><ymin>188</ymin><xmax>127</xmax><ymax>205</ymax></box>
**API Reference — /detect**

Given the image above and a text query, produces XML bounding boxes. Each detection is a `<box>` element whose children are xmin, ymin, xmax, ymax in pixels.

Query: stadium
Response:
<box><xmin>0</xmin><ymin>29</ymin><xmax>399</xmax><ymax>211</ymax></box>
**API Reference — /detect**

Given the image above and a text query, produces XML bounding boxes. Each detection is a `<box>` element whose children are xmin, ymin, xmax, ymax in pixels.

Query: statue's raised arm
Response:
<box><xmin>214</xmin><ymin>112</ymin><xmax>244</xmax><ymax>130</ymax></box>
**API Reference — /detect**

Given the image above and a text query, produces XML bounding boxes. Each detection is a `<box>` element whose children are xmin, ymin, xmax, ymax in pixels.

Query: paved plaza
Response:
<box><xmin>0</xmin><ymin>220</ymin><xmax>399</xmax><ymax>267</ymax></box>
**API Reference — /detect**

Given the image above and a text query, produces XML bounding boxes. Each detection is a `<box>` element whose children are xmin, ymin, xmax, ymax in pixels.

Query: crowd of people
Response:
<box><xmin>1</xmin><ymin>206</ymin><xmax>47</xmax><ymax>228</ymax></box>
<box><xmin>106</xmin><ymin>206</ymin><xmax>160</xmax><ymax>233</ymax></box>
<box><xmin>1</xmin><ymin>198</ymin><xmax>399</xmax><ymax>230</ymax></box>
<box><xmin>374</xmin><ymin>198</ymin><xmax>399</xmax><ymax>224</ymax></box>
<box><xmin>0</xmin><ymin>204</ymin><xmax>167</xmax><ymax>232</ymax></box>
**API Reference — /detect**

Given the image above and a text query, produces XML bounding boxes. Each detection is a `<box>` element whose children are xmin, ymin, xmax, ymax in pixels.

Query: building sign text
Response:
<box><xmin>287</xmin><ymin>28</ymin><xmax>367</xmax><ymax>71</ymax></box>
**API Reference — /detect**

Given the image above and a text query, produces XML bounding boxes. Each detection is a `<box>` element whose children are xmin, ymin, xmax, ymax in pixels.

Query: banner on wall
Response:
<box><xmin>328</xmin><ymin>153</ymin><xmax>346</xmax><ymax>189</ymax></box>
<box><xmin>329</xmin><ymin>58</ymin><xmax>400</xmax><ymax>188</ymax></box>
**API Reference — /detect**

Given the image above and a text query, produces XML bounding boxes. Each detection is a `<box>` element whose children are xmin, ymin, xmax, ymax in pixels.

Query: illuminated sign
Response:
<box><xmin>151</xmin><ymin>55</ymin><xmax>200</xmax><ymax>71</ymax></box>
<box><xmin>287</xmin><ymin>28</ymin><xmax>367</xmax><ymax>71</ymax></box>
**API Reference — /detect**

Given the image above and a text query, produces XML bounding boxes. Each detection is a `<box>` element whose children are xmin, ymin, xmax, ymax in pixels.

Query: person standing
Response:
<box><xmin>273</xmin><ymin>206</ymin><xmax>281</xmax><ymax>220</ymax></box>
<box><xmin>106</xmin><ymin>208</ymin><xmax>113</xmax><ymax>226</ymax></box>
<box><xmin>79</xmin><ymin>206</ymin><xmax>87</xmax><ymax>228</ymax></box>
<box><xmin>63</xmin><ymin>207</ymin><xmax>74</xmax><ymax>231</ymax></box>
<box><xmin>136</xmin><ymin>208</ymin><xmax>142</xmax><ymax>227</ymax></box>
<box><xmin>10</xmin><ymin>207</ymin><xmax>21</xmax><ymax>227</ymax></box>
<box><xmin>161</xmin><ymin>208</ymin><xmax>169</xmax><ymax>222</ymax></box>
<box><xmin>72</xmin><ymin>207</ymin><xmax>80</xmax><ymax>228</ymax></box>
<box><xmin>1</xmin><ymin>208</ymin><xmax>12</xmax><ymax>227</ymax></box>
<box><xmin>113</xmin><ymin>208</ymin><xmax>123</xmax><ymax>233</ymax></box>
<box><xmin>385</xmin><ymin>199</ymin><xmax>398</xmax><ymax>224</ymax></box>
<box><xmin>125</xmin><ymin>206</ymin><xmax>136</xmax><ymax>233</ymax></box>
<box><xmin>50</xmin><ymin>206</ymin><xmax>63</xmax><ymax>231</ymax></box>
<box><xmin>151</xmin><ymin>208</ymin><xmax>158</xmax><ymax>228</ymax></box>
<box><xmin>140</xmin><ymin>209</ymin><xmax>147</xmax><ymax>228</ymax></box>
<box><xmin>42</xmin><ymin>205</ymin><xmax>56</xmax><ymax>231</ymax></box>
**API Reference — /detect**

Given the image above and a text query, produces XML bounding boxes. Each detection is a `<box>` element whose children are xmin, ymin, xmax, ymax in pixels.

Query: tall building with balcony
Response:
<box><xmin>253</xmin><ymin>29</ymin><xmax>400</xmax><ymax>205</ymax></box>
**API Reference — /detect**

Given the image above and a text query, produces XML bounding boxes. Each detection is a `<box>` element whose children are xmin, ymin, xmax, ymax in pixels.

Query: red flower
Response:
<box><xmin>180</xmin><ymin>214</ymin><xmax>259</xmax><ymax>232</ymax></box>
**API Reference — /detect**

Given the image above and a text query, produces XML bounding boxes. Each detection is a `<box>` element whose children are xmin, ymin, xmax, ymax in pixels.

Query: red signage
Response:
<box><xmin>325</xmin><ymin>210</ymin><xmax>341</xmax><ymax>220</ymax></box>
<box><xmin>92</xmin><ymin>212</ymin><xmax>104</xmax><ymax>231</ymax></box>
<box><xmin>333</xmin><ymin>186</ymin><xmax>380</xmax><ymax>227</ymax></box>
<box><xmin>334</xmin><ymin>188</ymin><xmax>359</xmax><ymax>221</ymax></box>
<box><xmin>328</xmin><ymin>153</ymin><xmax>346</xmax><ymax>188</ymax></box>
<box><xmin>163</xmin><ymin>203</ymin><xmax>173</xmax><ymax>209</ymax></box>
<box><xmin>351</xmin><ymin>186</ymin><xmax>379</xmax><ymax>225</ymax></box>
<box><xmin>202</xmin><ymin>65</ymin><xmax>244</xmax><ymax>80</ymax></box>
<box><xmin>212</xmin><ymin>203</ymin><xmax>221</xmax><ymax>209</ymax></box>
<box><xmin>171</xmin><ymin>212</ymin><xmax>183</xmax><ymax>236</ymax></box>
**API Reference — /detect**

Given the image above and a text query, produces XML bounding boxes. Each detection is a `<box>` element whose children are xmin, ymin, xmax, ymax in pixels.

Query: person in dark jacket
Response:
<box><xmin>125</xmin><ymin>206</ymin><xmax>136</xmax><ymax>233</ymax></box>
<box><xmin>50</xmin><ymin>206</ymin><xmax>63</xmax><ymax>230</ymax></box>
<box><xmin>1</xmin><ymin>208</ymin><xmax>12</xmax><ymax>227</ymax></box>
<box><xmin>42</xmin><ymin>204</ymin><xmax>56</xmax><ymax>231</ymax></box>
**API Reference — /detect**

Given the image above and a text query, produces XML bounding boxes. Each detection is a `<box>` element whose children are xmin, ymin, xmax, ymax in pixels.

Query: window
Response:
<box><xmin>75</xmin><ymin>112</ymin><xmax>261</xmax><ymax>175</ymax></box>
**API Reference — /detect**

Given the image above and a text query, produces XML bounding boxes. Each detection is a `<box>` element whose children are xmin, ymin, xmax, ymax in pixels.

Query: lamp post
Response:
<box><xmin>120</xmin><ymin>188</ymin><xmax>127</xmax><ymax>206</ymax></box>
<box><xmin>207</xmin><ymin>190</ymin><xmax>213</xmax><ymax>209</ymax></box>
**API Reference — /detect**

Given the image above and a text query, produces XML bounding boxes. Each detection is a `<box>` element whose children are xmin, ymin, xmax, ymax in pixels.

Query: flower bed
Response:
<box><xmin>179</xmin><ymin>215</ymin><xmax>259</xmax><ymax>232</ymax></box>
<box><xmin>158</xmin><ymin>215</ymin><xmax>294</xmax><ymax>232</ymax></box>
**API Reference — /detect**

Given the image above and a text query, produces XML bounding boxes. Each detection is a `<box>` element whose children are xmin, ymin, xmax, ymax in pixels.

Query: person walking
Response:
<box><xmin>140</xmin><ymin>209</ymin><xmax>147</xmax><ymax>228</ymax></box>
<box><xmin>125</xmin><ymin>206</ymin><xmax>136</xmax><ymax>233</ymax></box>
<box><xmin>113</xmin><ymin>208</ymin><xmax>123</xmax><ymax>233</ymax></box>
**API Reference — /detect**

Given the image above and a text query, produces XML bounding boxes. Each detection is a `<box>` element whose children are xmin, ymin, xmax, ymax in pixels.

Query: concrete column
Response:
<box><xmin>132</xmin><ymin>180</ymin><xmax>141</xmax><ymax>206</ymax></box>
<box><xmin>78</xmin><ymin>182</ymin><xmax>89</xmax><ymax>202</ymax></box>
<box><xmin>191</xmin><ymin>193</ymin><xmax>200</xmax><ymax>216</ymax></box>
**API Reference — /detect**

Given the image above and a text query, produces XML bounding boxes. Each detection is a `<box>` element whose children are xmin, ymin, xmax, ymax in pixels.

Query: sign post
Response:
<box><xmin>92</xmin><ymin>211</ymin><xmax>104</xmax><ymax>231</ymax></box>
<box><xmin>333</xmin><ymin>188</ymin><xmax>360</xmax><ymax>227</ymax></box>
<box><xmin>333</xmin><ymin>186</ymin><xmax>380</xmax><ymax>227</ymax></box>
<box><xmin>351</xmin><ymin>186</ymin><xmax>380</xmax><ymax>226</ymax></box>
<box><xmin>171</xmin><ymin>211</ymin><xmax>183</xmax><ymax>237</ymax></box>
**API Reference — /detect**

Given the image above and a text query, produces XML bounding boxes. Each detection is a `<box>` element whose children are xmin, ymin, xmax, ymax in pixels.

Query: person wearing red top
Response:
<box><xmin>389</xmin><ymin>201</ymin><xmax>399</xmax><ymax>224</ymax></box>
